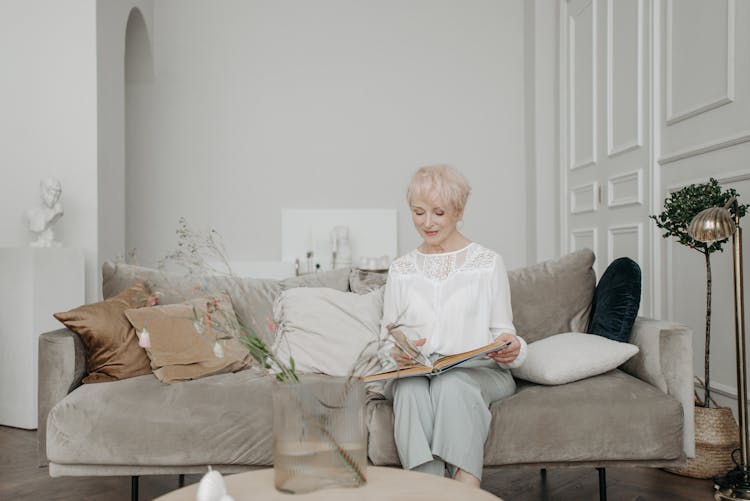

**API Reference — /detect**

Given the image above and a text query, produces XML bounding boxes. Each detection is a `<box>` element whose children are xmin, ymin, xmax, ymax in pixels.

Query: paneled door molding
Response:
<box><xmin>658</xmin><ymin>129</ymin><xmax>750</xmax><ymax>166</ymax></box>
<box><xmin>561</xmin><ymin>0</ymin><xmax>655</xmax><ymax>316</ymax></box>
<box><xmin>606</xmin><ymin>0</ymin><xmax>644</xmax><ymax>157</ymax></box>
<box><xmin>570</xmin><ymin>182</ymin><xmax>600</xmax><ymax>214</ymax></box>
<box><xmin>607</xmin><ymin>223</ymin><xmax>643</xmax><ymax>264</ymax></box>
<box><xmin>664</xmin><ymin>0</ymin><xmax>735</xmax><ymax>125</ymax></box>
<box><xmin>608</xmin><ymin>169</ymin><xmax>643</xmax><ymax>208</ymax></box>
<box><xmin>568</xmin><ymin>0</ymin><xmax>598</xmax><ymax>171</ymax></box>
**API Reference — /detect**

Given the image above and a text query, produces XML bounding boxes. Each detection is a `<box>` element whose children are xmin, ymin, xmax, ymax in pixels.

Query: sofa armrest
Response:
<box><xmin>621</xmin><ymin>316</ymin><xmax>695</xmax><ymax>458</ymax></box>
<box><xmin>37</xmin><ymin>328</ymin><xmax>87</xmax><ymax>466</ymax></box>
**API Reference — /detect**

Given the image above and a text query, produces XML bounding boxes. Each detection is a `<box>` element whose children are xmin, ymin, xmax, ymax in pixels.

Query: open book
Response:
<box><xmin>363</xmin><ymin>336</ymin><xmax>513</xmax><ymax>383</ymax></box>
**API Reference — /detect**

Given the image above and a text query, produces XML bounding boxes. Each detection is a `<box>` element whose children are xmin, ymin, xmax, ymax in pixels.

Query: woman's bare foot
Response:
<box><xmin>454</xmin><ymin>468</ymin><xmax>480</xmax><ymax>487</ymax></box>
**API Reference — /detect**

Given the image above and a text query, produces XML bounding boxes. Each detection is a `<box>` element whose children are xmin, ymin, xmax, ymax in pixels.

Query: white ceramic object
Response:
<box><xmin>196</xmin><ymin>467</ymin><xmax>227</xmax><ymax>501</ymax></box>
<box><xmin>25</xmin><ymin>178</ymin><xmax>64</xmax><ymax>248</ymax></box>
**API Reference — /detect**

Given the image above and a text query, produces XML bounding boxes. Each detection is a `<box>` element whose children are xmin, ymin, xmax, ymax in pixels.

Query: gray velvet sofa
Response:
<box><xmin>37</xmin><ymin>249</ymin><xmax>694</xmax><ymax>498</ymax></box>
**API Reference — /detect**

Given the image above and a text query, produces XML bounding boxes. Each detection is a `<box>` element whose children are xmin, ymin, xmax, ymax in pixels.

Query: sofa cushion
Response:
<box><xmin>508</xmin><ymin>249</ymin><xmax>596</xmax><ymax>343</ymax></box>
<box><xmin>273</xmin><ymin>287</ymin><xmax>384</xmax><ymax>377</ymax></box>
<box><xmin>46</xmin><ymin>370</ymin><xmax>275</xmax><ymax>467</ymax></box>
<box><xmin>587</xmin><ymin>257</ymin><xmax>642</xmax><ymax>342</ymax></box>
<box><xmin>53</xmin><ymin>283</ymin><xmax>153</xmax><ymax>384</ymax></box>
<box><xmin>510</xmin><ymin>332</ymin><xmax>639</xmax><ymax>385</ymax></box>
<box><xmin>124</xmin><ymin>294</ymin><xmax>251</xmax><ymax>383</ymax></box>
<box><xmin>366</xmin><ymin>370</ymin><xmax>683</xmax><ymax>466</ymax></box>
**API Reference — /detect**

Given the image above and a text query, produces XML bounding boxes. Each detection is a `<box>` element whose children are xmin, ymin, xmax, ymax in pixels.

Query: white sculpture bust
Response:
<box><xmin>26</xmin><ymin>178</ymin><xmax>64</xmax><ymax>248</ymax></box>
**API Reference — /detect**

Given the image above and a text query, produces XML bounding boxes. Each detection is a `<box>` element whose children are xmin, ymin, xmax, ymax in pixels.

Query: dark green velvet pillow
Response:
<box><xmin>586</xmin><ymin>257</ymin><xmax>641</xmax><ymax>343</ymax></box>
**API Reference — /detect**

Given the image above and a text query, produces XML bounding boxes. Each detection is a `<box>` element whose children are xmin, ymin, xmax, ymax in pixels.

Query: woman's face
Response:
<box><xmin>410</xmin><ymin>196</ymin><xmax>461</xmax><ymax>248</ymax></box>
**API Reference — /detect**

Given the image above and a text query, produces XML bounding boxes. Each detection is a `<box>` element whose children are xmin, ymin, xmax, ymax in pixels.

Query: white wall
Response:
<box><xmin>124</xmin><ymin>0</ymin><xmax>530</xmax><ymax>270</ymax></box>
<box><xmin>0</xmin><ymin>0</ymin><xmax>99</xmax><ymax>302</ymax></box>
<box><xmin>528</xmin><ymin>0</ymin><xmax>560</xmax><ymax>264</ymax></box>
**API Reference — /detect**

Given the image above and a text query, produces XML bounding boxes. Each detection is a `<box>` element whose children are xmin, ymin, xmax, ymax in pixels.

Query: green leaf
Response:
<box><xmin>649</xmin><ymin>177</ymin><xmax>748</xmax><ymax>255</ymax></box>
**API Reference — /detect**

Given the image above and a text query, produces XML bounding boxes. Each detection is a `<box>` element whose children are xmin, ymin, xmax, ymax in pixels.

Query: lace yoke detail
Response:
<box><xmin>417</xmin><ymin>252</ymin><xmax>457</xmax><ymax>280</ymax></box>
<box><xmin>392</xmin><ymin>243</ymin><xmax>496</xmax><ymax>281</ymax></box>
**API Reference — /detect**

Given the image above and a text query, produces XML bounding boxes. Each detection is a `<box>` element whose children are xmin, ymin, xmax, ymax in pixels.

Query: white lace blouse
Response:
<box><xmin>381</xmin><ymin>242</ymin><xmax>527</xmax><ymax>369</ymax></box>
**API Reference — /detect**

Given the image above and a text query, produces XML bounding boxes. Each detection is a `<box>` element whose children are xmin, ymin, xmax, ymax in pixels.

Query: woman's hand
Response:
<box><xmin>392</xmin><ymin>337</ymin><xmax>426</xmax><ymax>367</ymax></box>
<box><xmin>487</xmin><ymin>333</ymin><xmax>520</xmax><ymax>364</ymax></box>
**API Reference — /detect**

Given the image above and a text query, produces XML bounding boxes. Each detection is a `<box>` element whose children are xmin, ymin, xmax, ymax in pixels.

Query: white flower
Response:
<box><xmin>138</xmin><ymin>328</ymin><xmax>151</xmax><ymax>348</ymax></box>
<box><xmin>193</xmin><ymin>318</ymin><xmax>204</xmax><ymax>334</ymax></box>
<box><xmin>213</xmin><ymin>341</ymin><xmax>224</xmax><ymax>358</ymax></box>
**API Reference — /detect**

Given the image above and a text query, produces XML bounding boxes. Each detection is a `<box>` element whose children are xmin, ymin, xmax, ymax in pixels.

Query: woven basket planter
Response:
<box><xmin>665</xmin><ymin>405</ymin><xmax>739</xmax><ymax>479</ymax></box>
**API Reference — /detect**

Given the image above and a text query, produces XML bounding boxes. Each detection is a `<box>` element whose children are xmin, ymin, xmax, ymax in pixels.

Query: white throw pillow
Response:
<box><xmin>272</xmin><ymin>287</ymin><xmax>384</xmax><ymax>377</ymax></box>
<box><xmin>510</xmin><ymin>332</ymin><xmax>639</xmax><ymax>385</ymax></box>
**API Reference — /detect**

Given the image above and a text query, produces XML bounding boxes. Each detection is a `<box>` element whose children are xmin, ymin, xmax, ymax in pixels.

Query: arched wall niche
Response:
<box><xmin>97</xmin><ymin>0</ymin><xmax>154</xmax><ymax>298</ymax></box>
<box><xmin>125</xmin><ymin>8</ymin><xmax>154</xmax><ymax>84</ymax></box>
<box><xmin>124</xmin><ymin>6</ymin><xmax>155</xmax><ymax>261</ymax></box>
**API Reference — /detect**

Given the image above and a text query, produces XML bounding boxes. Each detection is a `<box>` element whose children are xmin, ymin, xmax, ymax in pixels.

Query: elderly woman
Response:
<box><xmin>382</xmin><ymin>165</ymin><xmax>527</xmax><ymax>487</ymax></box>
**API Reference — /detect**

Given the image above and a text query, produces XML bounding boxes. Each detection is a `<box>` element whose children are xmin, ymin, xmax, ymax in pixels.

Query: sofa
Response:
<box><xmin>37</xmin><ymin>249</ymin><xmax>694</xmax><ymax>499</ymax></box>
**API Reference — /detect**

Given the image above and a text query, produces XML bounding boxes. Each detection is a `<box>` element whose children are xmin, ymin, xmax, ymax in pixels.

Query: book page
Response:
<box><xmin>362</xmin><ymin>364</ymin><xmax>432</xmax><ymax>383</ymax></box>
<box><xmin>389</xmin><ymin>326</ymin><xmax>431</xmax><ymax>368</ymax></box>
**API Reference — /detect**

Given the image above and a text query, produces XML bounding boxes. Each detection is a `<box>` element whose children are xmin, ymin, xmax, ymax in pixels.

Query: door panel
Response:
<box><xmin>563</xmin><ymin>0</ymin><xmax>652</xmax><ymax>315</ymax></box>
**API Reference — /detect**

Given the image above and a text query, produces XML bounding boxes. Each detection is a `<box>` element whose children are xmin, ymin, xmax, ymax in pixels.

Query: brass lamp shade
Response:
<box><xmin>688</xmin><ymin>206</ymin><xmax>736</xmax><ymax>243</ymax></box>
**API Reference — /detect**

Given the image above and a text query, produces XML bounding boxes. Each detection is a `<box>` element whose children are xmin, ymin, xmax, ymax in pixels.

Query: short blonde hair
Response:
<box><xmin>406</xmin><ymin>165</ymin><xmax>471</xmax><ymax>215</ymax></box>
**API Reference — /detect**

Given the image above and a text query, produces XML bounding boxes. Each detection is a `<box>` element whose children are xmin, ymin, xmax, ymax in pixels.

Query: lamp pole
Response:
<box><xmin>731</xmin><ymin>205</ymin><xmax>749</xmax><ymax>481</ymax></box>
<box><xmin>690</xmin><ymin>198</ymin><xmax>750</xmax><ymax>500</ymax></box>
<box><xmin>715</xmin><ymin>200</ymin><xmax>750</xmax><ymax>500</ymax></box>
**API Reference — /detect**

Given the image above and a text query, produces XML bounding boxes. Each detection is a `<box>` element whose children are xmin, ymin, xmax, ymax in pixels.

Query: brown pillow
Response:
<box><xmin>124</xmin><ymin>294</ymin><xmax>251</xmax><ymax>384</ymax></box>
<box><xmin>53</xmin><ymin>283</ymin><xmax>153</xmax><ymax>383</ymax></box>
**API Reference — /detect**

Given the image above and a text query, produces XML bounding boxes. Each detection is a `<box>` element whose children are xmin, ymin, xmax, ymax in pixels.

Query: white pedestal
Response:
<box><xmin>0</xmin><ymin>247</ymin><xmax>85</xmax><ymax>429</ymax></box>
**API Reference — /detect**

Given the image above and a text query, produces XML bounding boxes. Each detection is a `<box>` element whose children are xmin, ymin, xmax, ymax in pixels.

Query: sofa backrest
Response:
<box><xmin>102</xmin><ymin>248</ymin><xmax>595</xmax><ymax>346</ymax></box>
<box><xmin>101</xmin><ymin>261</ymin><xmax>350</xmax><ymax>339</ymax></box>
<box><xmin>508</xmin><ymin>248</ymin><xmax>596</xmax><ymax>343</ymax></box>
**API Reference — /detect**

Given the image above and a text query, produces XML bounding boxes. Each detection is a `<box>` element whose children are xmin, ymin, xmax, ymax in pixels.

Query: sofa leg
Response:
<box><xmin>178</xmin><ymin>474</ymin><xmax>185</xmax><ymax>487</ymax></box>
<box><xmin>597</xmin><ymin>467</ymin><xmax>606</xmax><ymax>501</ymax></box>
<box><xmin>131</xmin><ymin>476</ymin><xmax>139</xmax><ymax>501</ymax></box>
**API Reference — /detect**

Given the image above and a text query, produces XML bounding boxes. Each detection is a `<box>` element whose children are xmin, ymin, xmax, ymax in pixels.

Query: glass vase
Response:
<box><xmin>272</xmin><ymin>375</ymin><xmax>367</xmax><ymax>494</ymax></box>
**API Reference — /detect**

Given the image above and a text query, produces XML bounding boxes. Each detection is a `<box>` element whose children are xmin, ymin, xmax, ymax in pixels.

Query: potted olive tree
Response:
<box><xmin>651</xmin><ymin>177</ymin><xmax>747</xmax><ymax>478</ymax></box>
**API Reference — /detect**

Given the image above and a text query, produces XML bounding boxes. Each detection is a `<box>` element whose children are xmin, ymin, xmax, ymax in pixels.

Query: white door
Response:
<box><xmin>561</xmin><ymin>0</ymin><xmax>654</xmax><ymax>316</ymax></box>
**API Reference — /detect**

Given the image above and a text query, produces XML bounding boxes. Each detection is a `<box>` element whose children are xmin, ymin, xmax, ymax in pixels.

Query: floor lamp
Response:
<box><xmin>688</xmin><ymin>197</ymin><xmax>750</xmax><ymax>500</ymax></box>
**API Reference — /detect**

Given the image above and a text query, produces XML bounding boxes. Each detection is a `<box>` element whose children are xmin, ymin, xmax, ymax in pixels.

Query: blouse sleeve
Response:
<box><xmin>490</xmin><ymin>254</ymin><xmax>527</xmax><ymax>369</ymax></box>
<box><xmin>490</xmin><ymin>254</ymin><xmax>516</xmax><ymax>335</ymax></box>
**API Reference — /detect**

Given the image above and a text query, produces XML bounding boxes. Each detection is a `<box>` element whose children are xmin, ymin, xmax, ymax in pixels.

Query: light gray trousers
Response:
<box><xmin>387</xmin><ymin>358</ymin><xmax>516</xmax><ymax>481</ymax></box>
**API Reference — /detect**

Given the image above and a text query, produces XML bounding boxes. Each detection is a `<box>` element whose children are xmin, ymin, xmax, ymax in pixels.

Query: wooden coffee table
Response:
<box><xmin>155</xmin><ymin>466</ymin><xmax>503</xmax><ymax>500</ymax></box>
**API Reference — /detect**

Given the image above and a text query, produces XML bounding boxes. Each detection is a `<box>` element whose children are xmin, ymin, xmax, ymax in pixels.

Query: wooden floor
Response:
<box><xmin>1</xmin><ymin>425</ymin><xmax>714</xmax><ymax>500</ymax></box>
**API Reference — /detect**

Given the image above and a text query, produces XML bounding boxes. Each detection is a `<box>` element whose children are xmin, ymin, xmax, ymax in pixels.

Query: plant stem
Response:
<box><xmin>704</xmin><ymin>251</ymin><xmax>712</xmax><ymax>408</ymax></box>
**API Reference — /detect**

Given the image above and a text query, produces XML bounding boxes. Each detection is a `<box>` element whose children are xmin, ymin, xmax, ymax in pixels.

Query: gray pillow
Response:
<box><xmin>508</xmin><ymin>249</ymin><xmax>596</xmax><ymax>344</ymax></box>
<box><xmin>280</xmin><ymin>267</ymin><xmax>351</xmax><ymax>292</ymax></box>
<box><xmin>349</xmin><ymin>268</ymin><xmax>389</xmax><ymax>295</ymax></box>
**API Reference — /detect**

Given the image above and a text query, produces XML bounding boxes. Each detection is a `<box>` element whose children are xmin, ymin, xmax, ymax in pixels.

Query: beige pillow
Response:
<box><xmin>124</xmin><ymin>294</ymin><xmax>251</xmax><ymax>383</ymax></box>
<box><xmin>54</xmin><ymin>283</ymin><xmax>154</xmax><ymax>384</ymax></box>
<box><xmin>273</xmin><ymin>287</ymin><xmax>384</xmax><ymax>377</ymax></box>
<box><xmin>508</xmin><ymin>249</ymin><xmax>596</xmax><ymax>344</ymax></box>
